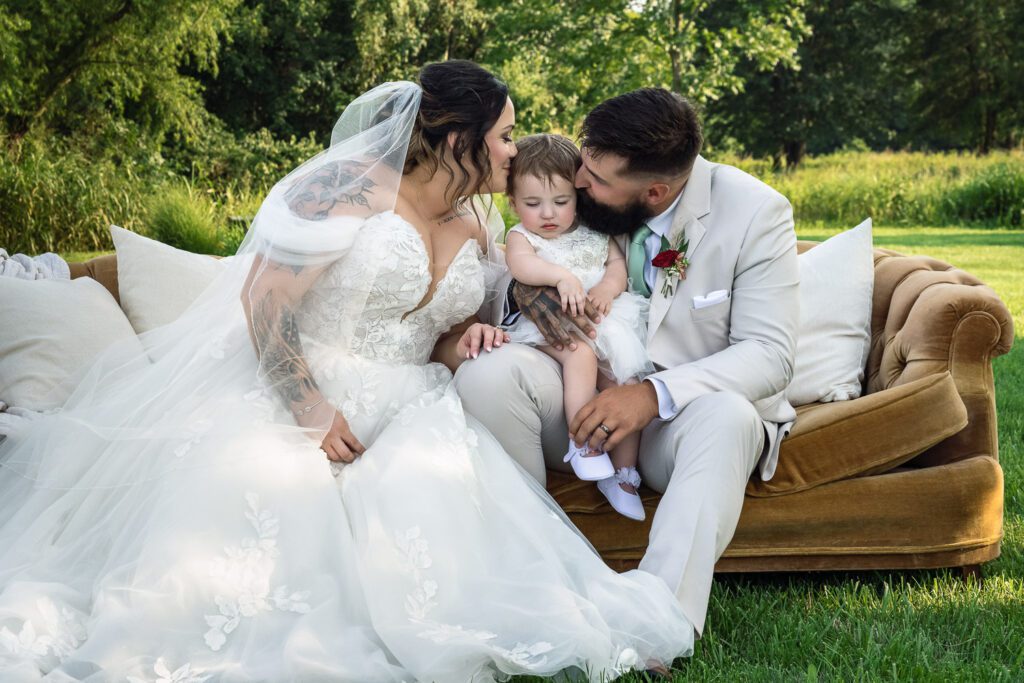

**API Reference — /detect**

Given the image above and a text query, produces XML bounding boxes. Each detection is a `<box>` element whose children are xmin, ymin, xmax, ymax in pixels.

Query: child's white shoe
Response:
<box><xmin>563</xmin><ymin>440</ymin><xmax>615</xmax><ymax>481</ymax></box>
<box><xmin>597</xmin><ymin>467</ymin><xmax>646</xmax><ymax>521</ymax></box>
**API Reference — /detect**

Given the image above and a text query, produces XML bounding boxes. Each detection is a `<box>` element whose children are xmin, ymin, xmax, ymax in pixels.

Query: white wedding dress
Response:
<box><xmin>0</xmin><ymin>212</ymin><xmax>693</xmax><ymax>682</ymax></box>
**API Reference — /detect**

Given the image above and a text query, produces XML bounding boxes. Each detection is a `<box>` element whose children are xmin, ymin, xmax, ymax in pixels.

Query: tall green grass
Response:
<box><xmin>5</xmin><ymin>147</ymin><xmax>1023</xmax><ymax>255</ymax></box>
<box><xmin>0</xmin><ymin>128</ymin><xmax>315</xmax><ymax>255</ymax></box>
<box><xmin>721</xmin><ymin>150</ymin><xmax>1024</xmax><ymax>228</ymax></box>
<box><xmin>146</xmin><ymin>183</ymin><xmax>257</xmax><ymax>256</ymax></box>
<box><xmin>0</xmin><ymin>142</ymin><xmax>154</xmax><ymax>253</ymax></box>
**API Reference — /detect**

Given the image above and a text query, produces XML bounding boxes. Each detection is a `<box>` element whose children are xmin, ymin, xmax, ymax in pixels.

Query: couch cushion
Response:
<box><xmin>747</xmin><ymin>372</ymin><xmax>968</xmax><ymax>497</ymax></box>
<box><xmin>0</xmin><ymin>277</ymin><xmax>143</xmax><ymax>411</ymax></box>
<box><xmin>110</xmin><ymin>226</ymin><xmax>226</xmax><ymax>348</ymax></box>
<box><xmin>548</xmin><ymin>455</ymin><xmax>1002</xmax><ymax>572</ymax></box>
<box><xmin>720</xmin><ymin>456</ymin><xmax>1003</xmax><ymax>566</ymax></box>
<box><xmin>787</xmin><ymin>219</ymin><xmax>874</xmax><ymax>405</ymax></box>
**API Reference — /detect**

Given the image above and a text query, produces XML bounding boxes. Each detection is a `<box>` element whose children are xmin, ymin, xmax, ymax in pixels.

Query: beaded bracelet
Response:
<box><xmin>294</xmin><ymin>397</ymin><xmax>324</xmax><ymax>418</ymax></box>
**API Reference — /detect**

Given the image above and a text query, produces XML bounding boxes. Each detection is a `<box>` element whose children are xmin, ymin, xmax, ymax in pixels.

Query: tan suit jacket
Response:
<box><xmin>612</xmin><ymin>156</ymin><xmax>799</xmax><ymax>478</ymax></box>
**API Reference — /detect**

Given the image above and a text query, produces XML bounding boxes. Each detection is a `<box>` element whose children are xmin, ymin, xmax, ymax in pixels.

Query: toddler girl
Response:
<box><xmin>504</xmin><ymin>134</ymin><xmax>653</xmax><ymax>521</ymax></box>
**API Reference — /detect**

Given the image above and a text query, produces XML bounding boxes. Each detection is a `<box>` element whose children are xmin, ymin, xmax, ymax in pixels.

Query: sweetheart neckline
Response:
<box><xmin>378</xmin><ymin>211</ymin><xmax>482</xmax><ymax>321</ymax></box>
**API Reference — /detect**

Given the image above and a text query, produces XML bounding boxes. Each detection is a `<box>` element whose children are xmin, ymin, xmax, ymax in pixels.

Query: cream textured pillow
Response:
<box><xmin>0</xmin><ymin>277</ymin><xmax>143</xmax><ymax>411</ymax></box>
<box><xmin>110</xmin><ymin>225</ymin><xmax>226</xmax><ymax>337</ymax></box>
<box><xmin>786</xmin><ymin>218</ymin><xmax>875</xmax><ymax>406</ymax></box>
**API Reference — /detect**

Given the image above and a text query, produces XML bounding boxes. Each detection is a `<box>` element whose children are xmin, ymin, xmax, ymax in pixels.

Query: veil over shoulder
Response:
<box><xmin>0</xmin><ymin>82</ymin><xmax>422</xmax><ymax>488</ymax></box>
<box><xmin>0</xmin><ymin>80</ymin><xmax>692</xmax><ymax>682</ymax></box>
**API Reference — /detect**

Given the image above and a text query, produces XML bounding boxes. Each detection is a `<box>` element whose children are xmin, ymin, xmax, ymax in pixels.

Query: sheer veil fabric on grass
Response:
<box><xmin>786</xmin><ymin>218</ymin><xmax>875</xmax><ymax>406</ymax></box>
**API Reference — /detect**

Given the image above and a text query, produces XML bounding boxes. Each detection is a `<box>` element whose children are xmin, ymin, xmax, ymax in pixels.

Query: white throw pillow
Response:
<box><xmin>786</xmin><ymin>218</ymin><xmax>875</xmax><ymax>406</ymax></box>
<box><xmin>0</xmin><ymin>277</ymin><xmax>143</xmax><ymax>411</ymax></box>
<box><xmin>110</xmin><ymin>225</ymin><xmax>226</xmax><ymax>338</ymax></box>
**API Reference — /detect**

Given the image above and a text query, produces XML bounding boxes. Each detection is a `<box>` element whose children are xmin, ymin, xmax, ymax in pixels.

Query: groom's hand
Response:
<box><xmin>512</xmin><ymin>282</ymin><xmax>601</xmax><ymax>352</ymax></box>
<box><xmin>570</xmin><ymin>382</ymin><xmax>660</xmax><ymax>453</ymax></box>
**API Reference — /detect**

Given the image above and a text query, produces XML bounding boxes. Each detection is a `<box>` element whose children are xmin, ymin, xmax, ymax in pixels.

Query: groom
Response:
<box><xmin>455</xmin><ymin>88</ymin><xmax>799</xmax><ymax>637</ymax></box>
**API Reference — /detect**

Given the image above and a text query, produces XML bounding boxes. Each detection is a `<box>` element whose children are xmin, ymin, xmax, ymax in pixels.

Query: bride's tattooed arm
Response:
<box><xmin>287</xmin><ymin>160</ymin><xmax>377</xmax><ymax>220</ymax></box>
<box><xmin>240</xmin><ymin>237</ymin><xmax>366</xmax><ymax>462</ymax></box>
<box><xmin>242</xmin><ymin>259</ymin><xmax>324</xmax><ymax>418</ymax></box>
<box><xmin>252</xmin><ymin>288</ymin><xmax>320</xmax><ymax>411</ymax></box>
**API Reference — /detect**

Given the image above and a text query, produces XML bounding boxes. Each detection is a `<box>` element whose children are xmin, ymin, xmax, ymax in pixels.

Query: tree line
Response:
<box><xmin>1</xmin><ymin>0</ymin><xmax>1022</xmax><ymax>169</ymax></box>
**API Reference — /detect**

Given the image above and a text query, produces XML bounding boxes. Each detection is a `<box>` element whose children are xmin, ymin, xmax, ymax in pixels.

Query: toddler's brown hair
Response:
<box><xmin>507</xmin><ymin>134</ymin><xmax>581</xmax><ymax>197</ymax></box>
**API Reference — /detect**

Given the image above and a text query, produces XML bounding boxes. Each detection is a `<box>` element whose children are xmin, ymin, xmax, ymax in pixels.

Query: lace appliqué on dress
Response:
<box><xmin>297</xmin><ymin>217</ymin><xmax>485</xmax><ymax>366</ymax></box>
<box><xmin>398</xmin><ymin>522</ymin><xmax>555</xmax><ymax>671</ymax></box>
<box><xmin>203</xmin><ymin>492</ymin><xmax>310</xmax><ymax>651</ymax></box>
<box><xmin>512</xmin><ymin>224</ymin><xmax>610</xmax><ymax>289</ymax></box>
<box><xmin>0</xmin><ymin>597</ymin><xmax>86</xmax><ymax>667</ymax></box>
<box><xmin>127</xmin><ymin>658</ymin><xmax>211</xmax><ymax>683</ymax></box>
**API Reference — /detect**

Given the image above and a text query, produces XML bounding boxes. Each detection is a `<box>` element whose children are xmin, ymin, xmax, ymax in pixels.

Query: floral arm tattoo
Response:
<box><xmin>287</xmin><ymin>160</ymin><xmax>376</xmax><ymax>221</ymax></box>
<box><xmin>512</xmin><ymin>281</ymin><xmax>600</xmax><ymax>348</ymax></box>
<box><xmin>251</xmin><ymin>274</ymin><xmax>321</xmax><ymax>412</ymax></box>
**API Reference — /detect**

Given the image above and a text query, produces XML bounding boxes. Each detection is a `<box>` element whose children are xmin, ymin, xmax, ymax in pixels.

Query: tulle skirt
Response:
<box><xmin>0</xmin><ymin>340</ymin><xmax>692</xmax><ymax>682</ymax></box>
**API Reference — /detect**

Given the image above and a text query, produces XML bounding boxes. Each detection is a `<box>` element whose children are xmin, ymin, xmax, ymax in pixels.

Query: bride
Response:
<box><xmin>0</xmin><ymin>60</ymin><xmax>693</xmax><ymax>682</ymax></box>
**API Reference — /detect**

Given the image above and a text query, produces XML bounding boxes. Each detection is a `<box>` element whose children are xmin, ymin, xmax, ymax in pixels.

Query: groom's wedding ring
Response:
<box><xmin>598</xmin><ymin>424</ymin><xmax>612</xmax><ymax>435</ymax></box>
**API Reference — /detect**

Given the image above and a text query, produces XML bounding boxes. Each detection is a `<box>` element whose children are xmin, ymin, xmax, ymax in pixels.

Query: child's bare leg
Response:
<box><xmin>539</xmin><ymin>338</ymin><xmax>600</xmax><ymax>451</ymax></box>
<box><xmin>597</xmin><ymin>374</ymin><xmax>642</xmax><ymax>493</ymax></box>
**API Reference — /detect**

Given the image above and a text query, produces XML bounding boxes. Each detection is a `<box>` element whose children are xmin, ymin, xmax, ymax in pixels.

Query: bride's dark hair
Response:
<box><xmin>404</xmin><ymin>60</ymin><xmax>509</xmax><ymax>210</ymax></box>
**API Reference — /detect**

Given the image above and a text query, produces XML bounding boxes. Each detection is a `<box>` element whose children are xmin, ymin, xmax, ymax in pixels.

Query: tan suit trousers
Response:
<box><xmin>454</xmin><ymin>343</ymin><xmax>764</xmax><ymax>635</ymax></box>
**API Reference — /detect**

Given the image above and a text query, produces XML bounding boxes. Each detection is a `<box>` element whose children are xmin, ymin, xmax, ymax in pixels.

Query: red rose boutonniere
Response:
<box><xmin>652</xmin><ymin>237</ymin><xmax>690</xmax><ymax>297</ymax></box>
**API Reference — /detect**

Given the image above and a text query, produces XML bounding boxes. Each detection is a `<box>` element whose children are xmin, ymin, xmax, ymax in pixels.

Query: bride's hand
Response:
<box><xmin>457</xmin><ymin>323</ymin><xmax>511</xmax><ymax>360</ymax></box>
<box><xmin>298</xmin><ymin>402</ymin><xmax>366</xmax><ymax>463</ymax></box>
<box><xmin>321</xmin><ymin>410</ymin><xmax>366</xmax><ymax>463</ymax></box>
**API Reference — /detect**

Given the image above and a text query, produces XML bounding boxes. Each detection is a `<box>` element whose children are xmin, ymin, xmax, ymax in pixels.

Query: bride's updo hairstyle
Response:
<box><xmin>404</xmin><ymin>60</ymin><xmax>509</xmax><ymax>208</ymax></box>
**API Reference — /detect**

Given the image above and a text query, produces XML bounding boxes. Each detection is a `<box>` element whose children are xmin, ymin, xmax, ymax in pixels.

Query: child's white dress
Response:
<box><xmin>505</xmin><ymin>223</ymin><xmax>654</xmax><ymax>383</ymax></box>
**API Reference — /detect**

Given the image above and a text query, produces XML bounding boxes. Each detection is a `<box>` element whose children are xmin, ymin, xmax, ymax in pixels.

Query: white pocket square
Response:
<box><xmin>692</xmin><ymin>290</ymin><xmax>730</xmax><ymax>309</ymax></box>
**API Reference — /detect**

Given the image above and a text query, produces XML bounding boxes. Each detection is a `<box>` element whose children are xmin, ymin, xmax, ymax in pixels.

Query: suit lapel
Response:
<box><xmin>647</xmin><ymin>156</ymin><xmax>712</xmax><ymax>338</ymax></box>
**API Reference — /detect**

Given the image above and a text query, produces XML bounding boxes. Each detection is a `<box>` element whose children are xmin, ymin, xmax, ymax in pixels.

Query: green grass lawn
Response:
<box><xmin>65</xmin><ymin>225</ymin><xmax>1023</xmax><ymax>681</ymax></box>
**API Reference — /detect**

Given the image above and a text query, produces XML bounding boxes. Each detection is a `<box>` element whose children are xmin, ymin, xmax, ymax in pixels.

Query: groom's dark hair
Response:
<box><xmin>579</xmin><ymin>89</ymin><xmax>702</xmax><ymax>178</ymax></box>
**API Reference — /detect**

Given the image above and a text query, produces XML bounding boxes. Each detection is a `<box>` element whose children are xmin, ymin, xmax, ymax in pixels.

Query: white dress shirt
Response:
<box><xmin>641</xmin><ymin>190</ymin><xmax>686</xmax><ymax>420</ymax></box>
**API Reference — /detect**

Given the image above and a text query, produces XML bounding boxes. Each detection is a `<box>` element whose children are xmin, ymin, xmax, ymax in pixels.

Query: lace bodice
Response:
<box><xmin>509</xmin><ymin>224</ymin><xmax>610</xmax><ymax>290</ymax></box>
<box><xmin>297</xmin><ymin>212</ymin><xmax>485</xmax><ymax>365</ymax></box>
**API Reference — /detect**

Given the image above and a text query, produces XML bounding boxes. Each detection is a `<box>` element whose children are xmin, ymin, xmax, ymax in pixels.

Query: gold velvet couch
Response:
<box><xmin>545</xmin><ymin>242</ymin><xmax>1014</xmax><ymax>575</ymax></box>
<box><xmin>70</xmin><ymin>241</ymin><xmax>1014</xmax><ymax>574</ymax></box>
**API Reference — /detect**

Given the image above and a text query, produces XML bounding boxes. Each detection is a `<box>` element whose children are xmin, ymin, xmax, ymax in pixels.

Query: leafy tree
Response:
<box><xmin>904</xmin><ymin>0</ymin><xmax>1024</xmax><ymax>153</ymax></box>
<box><xmin>0</xmin><ymin>0</ymin><xmax>239</xmax><ymax>145</ymax></box>
<box><xmin>196</xmin><ymin>0</ymin><xmax>358</xmax><ymax>142</ymax></box>
<box><xmin>711</xmin><ymin>0</ymin><xmax>912</xmax><ymax>167</ymax></box>
<box><xmin>348</xmin><ymin>0</ymin><xmax>489</xmax><ymax>91</ymax></box>
<box><xmin>478</xmin><ymin>0</ymin><xmax>808</xmax><ymax>135</ymax></box>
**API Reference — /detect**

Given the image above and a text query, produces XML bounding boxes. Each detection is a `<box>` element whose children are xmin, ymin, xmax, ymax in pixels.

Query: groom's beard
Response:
<box><xmin>575</xmin><ymin>190</ymin><xmax>653</xmax><ymax>237</ymax></box>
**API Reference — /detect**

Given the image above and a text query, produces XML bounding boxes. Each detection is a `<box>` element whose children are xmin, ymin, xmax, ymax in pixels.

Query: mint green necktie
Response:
<box><xmin>628</xmin><ymin>224</ymin><xmax>653</xmax><ymax>297</ymax></box>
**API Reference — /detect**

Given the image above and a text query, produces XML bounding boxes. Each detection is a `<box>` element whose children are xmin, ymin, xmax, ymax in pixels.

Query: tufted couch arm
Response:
<box><xmin>830</xmin><ymin>244</ymin><xmax>1014</xmax><ymax>466</ymax></box>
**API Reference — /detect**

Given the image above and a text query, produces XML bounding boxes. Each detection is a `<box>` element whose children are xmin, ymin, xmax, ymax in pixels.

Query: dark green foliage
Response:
<box><xmin>195</xmin><ymin>0</ymin><xmax>358</xmax><ymax>143</ymax></box>
<box><xmin>710</xmin><ymin>0</ymin><xmax>912</xmax><ymax>167</ymax></box>
<box><xmin>0</xmin><ymin>0</ymin><xmax>239</xmax><ymax>145</ymax></box>
<box><xmin>2</xmin><ymin>0</ymin><xmax>1023</xmax><ymax>253</ymax></box>
<box><xmin>907</xmin><ymin>0</ymin><xmax>1024</xmax><ymax>154</ymax></box>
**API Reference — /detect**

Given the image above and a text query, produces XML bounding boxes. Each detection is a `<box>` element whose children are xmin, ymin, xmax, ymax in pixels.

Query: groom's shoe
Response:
<box><xmin>563</xmin><ymin>441</ymin><xmax>615</xmax><ymax>481</ymax></box>
<box><xmin>597</xmin><ymin>467</ymin><xmax>646</xmax><ymax>521</ymax></box>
